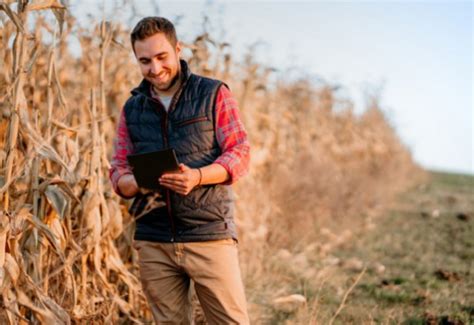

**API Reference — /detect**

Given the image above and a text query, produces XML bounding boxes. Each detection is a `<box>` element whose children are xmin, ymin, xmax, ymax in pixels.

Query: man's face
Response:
<box><xmin>134</xmin><ymin>33</ymin><xmax>182</xmax><ymax>92</ymax></box>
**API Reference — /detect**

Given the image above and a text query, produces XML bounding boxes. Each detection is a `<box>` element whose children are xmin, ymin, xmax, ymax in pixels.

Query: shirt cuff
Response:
<box><xmin>214</xmin><ymin>161</ymin><xmax>234</xmax><ymax>185</ymax></box>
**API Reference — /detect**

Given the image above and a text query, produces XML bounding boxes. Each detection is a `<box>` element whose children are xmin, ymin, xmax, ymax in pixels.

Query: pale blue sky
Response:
<box><xmin>74</xmin><ymin>0</ymin><xmax>473</xmax><ymax>174</ymax></box>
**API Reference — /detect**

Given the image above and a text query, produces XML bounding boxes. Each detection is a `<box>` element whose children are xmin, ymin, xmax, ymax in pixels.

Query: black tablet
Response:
<box><xmin>127</xmin><ymin>148</ymin><xmax>180</xmax><ymax>189</ymax></box>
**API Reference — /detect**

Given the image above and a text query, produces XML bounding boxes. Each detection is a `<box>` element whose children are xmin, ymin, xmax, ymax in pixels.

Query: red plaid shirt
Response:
<box><xmin>109</xmin><ymin>85</ymin><xmax>250</xmax><ymax>198</ymax></box>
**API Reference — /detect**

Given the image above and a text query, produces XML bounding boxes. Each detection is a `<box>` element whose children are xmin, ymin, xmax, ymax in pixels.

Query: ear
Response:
<box><xmin>176</xmin><ymin>41</ymin><xmax>182</xmax><ymax>57</ymax></box>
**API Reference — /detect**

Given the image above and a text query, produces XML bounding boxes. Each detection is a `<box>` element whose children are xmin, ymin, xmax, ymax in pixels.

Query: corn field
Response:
<box><xmin>0</xmin><ymin>1</ymin><xmax>422</xmax><ymax>323</ymax></box>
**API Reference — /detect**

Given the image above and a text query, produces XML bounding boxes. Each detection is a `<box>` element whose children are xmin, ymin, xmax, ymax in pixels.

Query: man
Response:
<box><xmin>109</xmin><ymin>16</ymin><xmax>251</xmax><ymax>324</ymax></box>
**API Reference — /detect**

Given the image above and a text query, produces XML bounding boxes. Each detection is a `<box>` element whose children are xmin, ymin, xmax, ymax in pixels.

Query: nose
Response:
<box><xmin>150</xmin><ymin>59</ymin><xmax>161</xmax><ymax>75</ymax></box>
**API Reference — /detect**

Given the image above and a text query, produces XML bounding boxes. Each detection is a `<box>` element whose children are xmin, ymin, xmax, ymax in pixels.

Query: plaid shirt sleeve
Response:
<box><xmin>213</xmin><ymin>85</ymin><xmax>251</xmax><ymax>185</ymax></box>
<box><xmin>109</xmin><ymin>85</ymin><xmax>250</xmax><ymax>194</ymax></box>
<box><xmin>109</xmin><ymin>108</ymin><xmax>135</xmax><ymax>199</ymax></box>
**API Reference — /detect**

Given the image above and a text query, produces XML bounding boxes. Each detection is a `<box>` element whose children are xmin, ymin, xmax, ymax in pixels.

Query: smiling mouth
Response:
<box><xmin>151</xmin><ymin>73</ymin><xmax>167</xmax><ymax>81</ymax></box>
<box><xmin>149</xmin><ymin>69</ymin><xmax>181</xmax><ymax>91</ymax></box>
<box><xmin>148</xmin><ymin>70</ymin><xmax>169</xmax><ymax>79</ymax></box>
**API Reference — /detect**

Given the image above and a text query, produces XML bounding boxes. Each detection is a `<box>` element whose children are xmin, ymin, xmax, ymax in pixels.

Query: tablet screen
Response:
<box><xmin>127</xmin><ymin>148</ymin><xmax>180</xmax><ymax>189</ymax></box>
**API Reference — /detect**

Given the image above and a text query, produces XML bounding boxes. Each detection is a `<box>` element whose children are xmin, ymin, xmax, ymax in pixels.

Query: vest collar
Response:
<box><xmin>131</xmin><ymin>59</ymin><xmax>192</xmax><ymax>98</ymax></box>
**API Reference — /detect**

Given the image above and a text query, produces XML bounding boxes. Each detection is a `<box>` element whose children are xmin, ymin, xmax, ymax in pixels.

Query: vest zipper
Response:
<box><xmin>161</xmin><ymin>113</ymin><xmax>176</xmax><ymax>242</ymax></box>
<box><xmin>151</xmin><ymin>75</ymin><xmax>189</xmax><ymax>242</ymax></box>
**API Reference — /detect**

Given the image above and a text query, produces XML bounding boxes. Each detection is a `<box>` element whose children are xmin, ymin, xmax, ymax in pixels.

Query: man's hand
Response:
<box><xmin>159</xmin><ymin>163</ymin><xmax>200</xmax><ymax>195</ymax></box>
<box><xmin>117</xmin><ymin>174</ymin><xmax>139</xmax><ymax>197</ymax></box>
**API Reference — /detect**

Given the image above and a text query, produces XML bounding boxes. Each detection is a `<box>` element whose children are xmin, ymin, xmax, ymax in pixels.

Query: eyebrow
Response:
<box><xmin>138</xmin><ymin>51</ymin><xmax>167</xmax><ymax>61</ymax></box>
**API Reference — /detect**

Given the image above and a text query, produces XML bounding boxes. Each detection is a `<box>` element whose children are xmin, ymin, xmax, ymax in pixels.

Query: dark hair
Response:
<box><xmin>130</xmin><ymin>17</ymin><xmax>178</xmax><ymax>50</ymax></box>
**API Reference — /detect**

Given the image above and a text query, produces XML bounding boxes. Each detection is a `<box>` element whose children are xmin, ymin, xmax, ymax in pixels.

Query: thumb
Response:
<box><xmin>179</xmin><ymin>163</ymin><xmax>189</xmax><ymax>172</ymax></box>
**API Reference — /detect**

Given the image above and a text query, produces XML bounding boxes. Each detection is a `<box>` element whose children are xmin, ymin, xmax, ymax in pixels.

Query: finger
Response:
<box><xmin>160</xmin><ymin>174</ymin><xmax>184</xmax><ymax>181</ymax></box>
<box><xmin>159</xmin><ymin>178</ymin><xmax>179</xmax><ymax>185</ymax></box>
<box><xmin>160</xmin><ymin>178</ymin><xmax>183</xmax><ymax>188</ymax></box>
<box><xmin>176</xmin><ymin>189</ymin><xmax>190</xmax><ymax>196</ymax></box>
<box><xmin>160</xmin><ymin>180</ymin><xmax>186</xmax><ymax>191</ymax></box>
<box><xmin>160</xmin><ymin>178</ymin><xmax>188</xmax><ymax>187</ymax></box>
<box><xmin>176</xmin><ymin>188</ymin><xmax>190</xmax><ymax>195</ymax></box>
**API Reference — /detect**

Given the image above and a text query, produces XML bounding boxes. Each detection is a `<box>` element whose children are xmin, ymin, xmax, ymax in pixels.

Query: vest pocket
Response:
<box><xmin>175</xmin><ymin>116</ymin><xmax>209</xmax><ymax>127</ymax></box>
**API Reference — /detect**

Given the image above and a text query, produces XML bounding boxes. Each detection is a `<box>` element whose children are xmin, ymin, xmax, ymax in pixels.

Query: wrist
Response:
<box><xmin>195</xmin><ymin>168</ymin><xmax>202</xmax><ymax>186</ymax></box>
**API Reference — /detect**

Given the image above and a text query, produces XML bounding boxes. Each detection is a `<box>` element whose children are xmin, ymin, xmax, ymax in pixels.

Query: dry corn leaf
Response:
<box><xmin>3</xmin><ymin>253</ymin><xmax>19</xmax><ymax>286</ymax></box>
<box><xmin>27</xmin><ymin>215</ymin><xmax>65</xmax><ymax>261</ymax></box>
<box><xmin>106</xmin><ymin>198</ymin><xmax>122</xmax><ymax>239</ymax></box>
<box><xmin>0</xmin><ymin>3</ymin><xmax>25</xmax><ymax>33</ymax></box>
<box><xmin>48</xmin><ymin>217</ymin><xmax>66</xmax><ymax>251</ymax></box>
<box><xmin>103</xmin><ymin>241</ymin><xmax>139</xmax><ymax>290</ymax></box>
<box><xmin>19</xmin><ymin>109</ymin><xmax>72</xmax><ymax>174</ymax></box>
<box><xmin>112</xmin><ymin>294</ymin><xmax>143</xmax><ymax>324</ymax></box>
<box><xmin>0</xmin><ymin>267</ymin><xmax>7</xmax><ymax>293</ymax></box>
<box><xmin>81</xmin><ymin>190</ymin><xmax>102</xmax><ymax>246</ymax></box>
<box><xmin>45</xmin><ymin>185</ymin><xmax>68</xmax><ymax>219</ymax></box>
<box><xmin>37</xmin><ymin>293</ymin><xmax>71</xmax><ymax>325</ymax></box>
<box><xmin>53</xmin><ymin>60</ymin><xmax>68</xmax><ymax>109</ymax></box>
<box><xmin>52</xmin><ymin>7</ymin><xmax>66</xmax><ymax>36</ymax></box>
<box><xmin>0</xmin><ymin>214</ymin><xmax>10</xmax><ymax>268</ymax></box>
<box><xmin>16</xmin><ymin>290</ymin><xmax>59</xmax><ymax>324</ymax></box>
<box><xmin>2</xmin><ymin>288</ymin><xmax>22</xmax><ymax>323</ymax></box>
<box><xmin>92</xmin><ymin>244</ymin><xmax>111</xmax><ymax>291</ymax></box>
<box><xmin>26</xmin><ymin>0</ymin><xmax>65</xmax><ymax>11</ymax></box>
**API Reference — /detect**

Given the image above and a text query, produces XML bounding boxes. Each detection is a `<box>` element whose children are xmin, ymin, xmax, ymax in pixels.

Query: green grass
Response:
<box><xmin>252</xmin><ymin>171</ymin><xmax>473</xmax><ymax>324</ymax></box>
<box><xmin>315</xmin><ymin>171</ymin><xmax>474</xmax><ymax>323</ymax></box>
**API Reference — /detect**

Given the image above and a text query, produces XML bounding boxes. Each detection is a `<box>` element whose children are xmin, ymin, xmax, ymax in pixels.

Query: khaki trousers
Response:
<box><xmin>133</xmin><ymin>238</ymin><xmax>250</xmax><ymax>324</ymax></box>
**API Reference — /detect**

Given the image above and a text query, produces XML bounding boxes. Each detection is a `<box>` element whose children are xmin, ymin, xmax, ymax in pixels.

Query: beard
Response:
<box><xmin>159</xmin><ymin>69</ymin><xmax>181</xmax><ymax>91</ymax></box>
<box><xmin>149</xmin><ymin>62</ymin><xmax>181</xmax><ymax>92</ymax></box>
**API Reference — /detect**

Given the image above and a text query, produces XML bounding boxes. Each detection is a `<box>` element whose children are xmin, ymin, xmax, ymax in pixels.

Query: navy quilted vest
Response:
<box><xmin>124</xmin><ymin>60</ymin><xmax>237</xmax><ymax>242</ymax></box>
